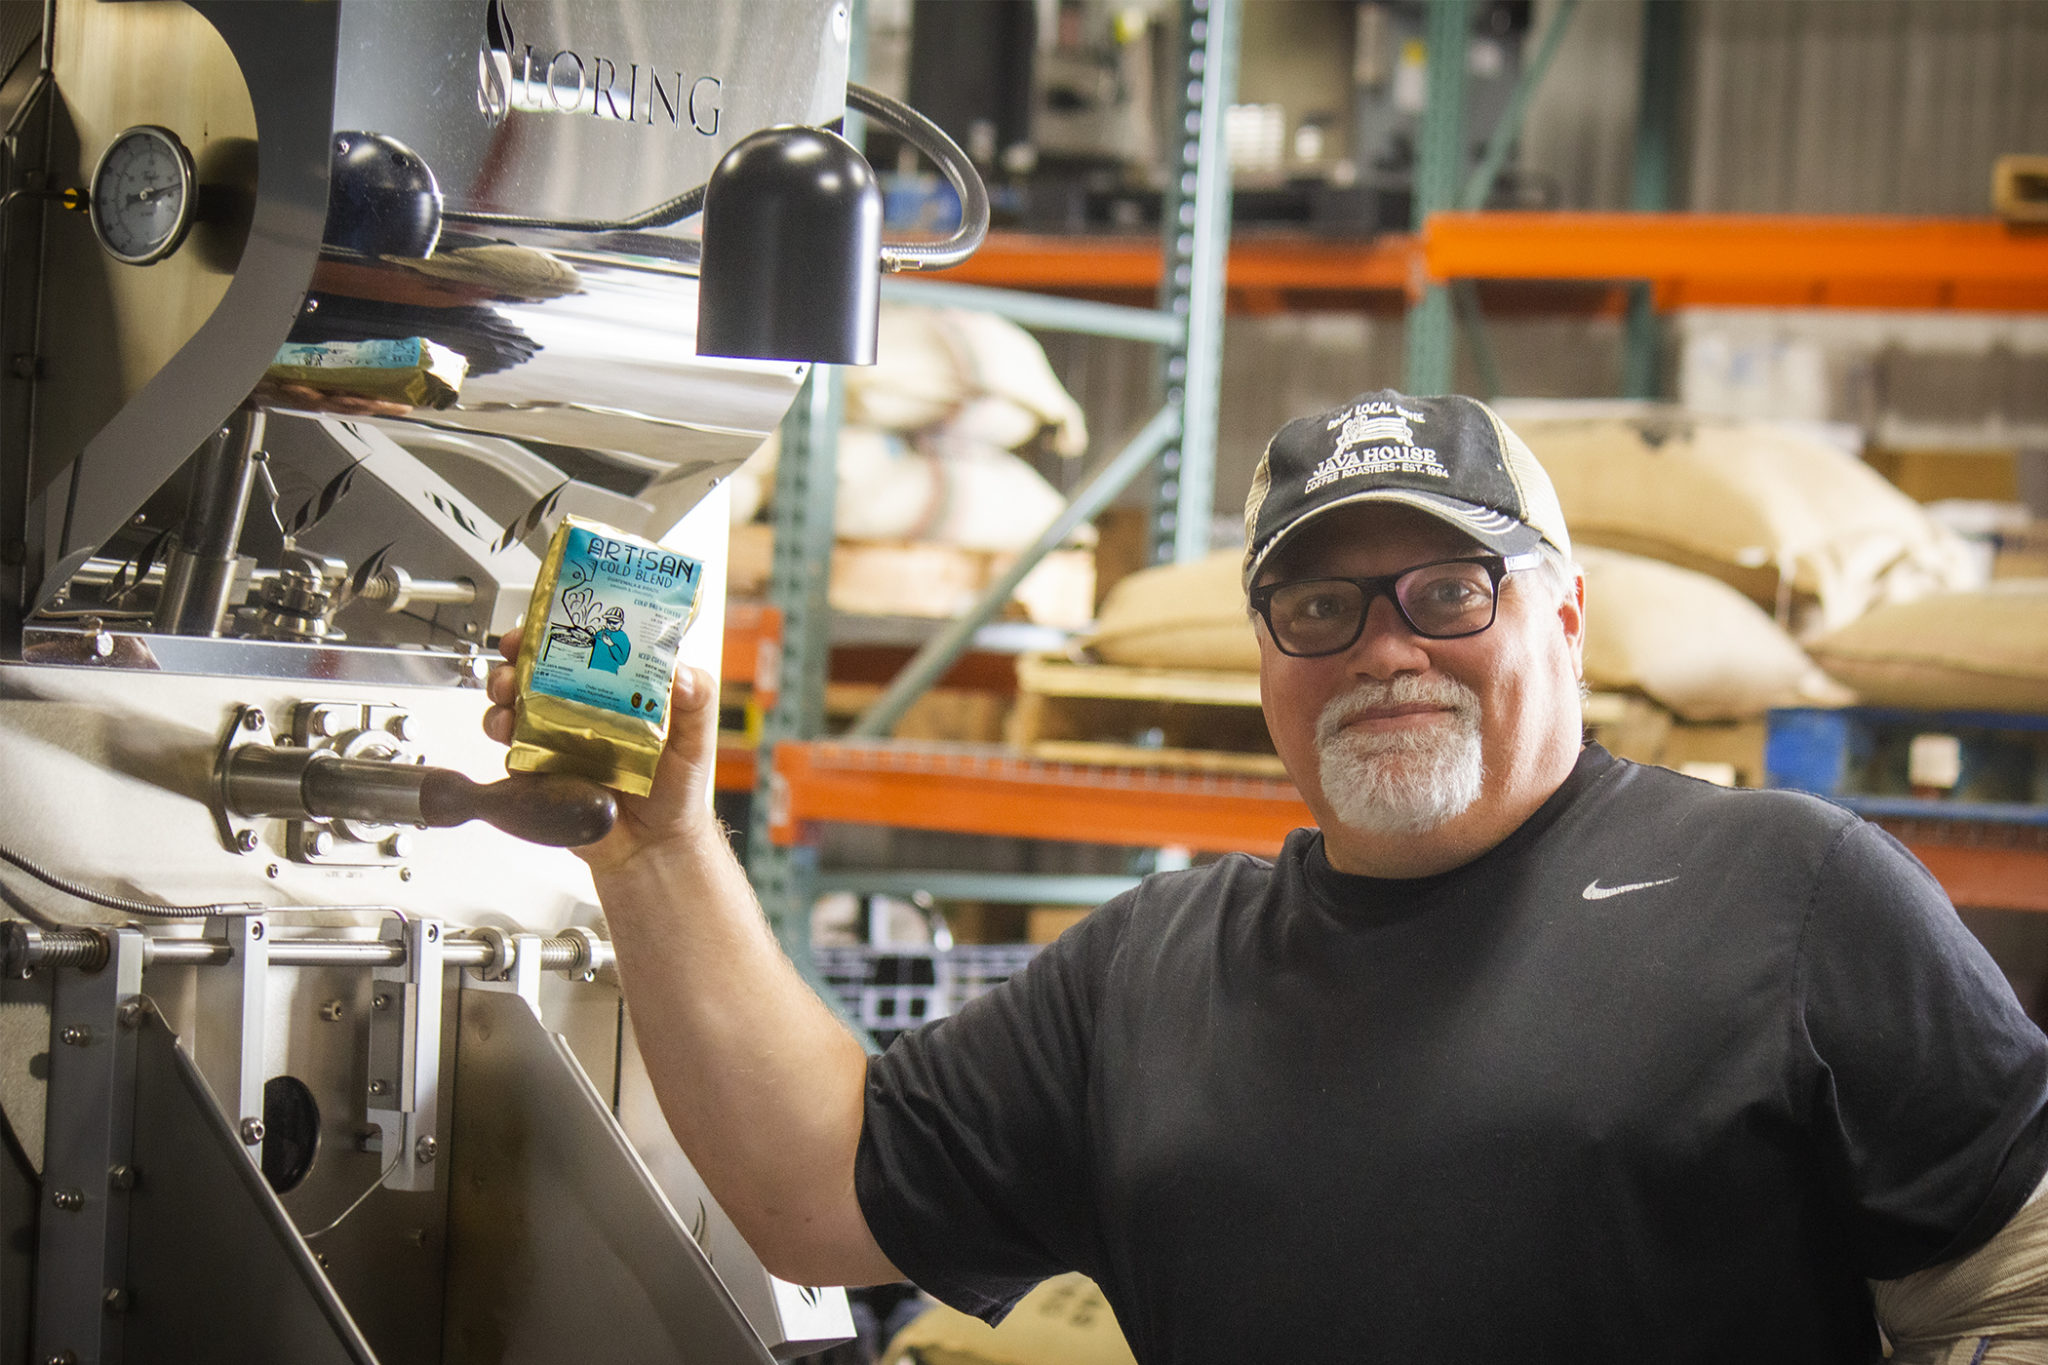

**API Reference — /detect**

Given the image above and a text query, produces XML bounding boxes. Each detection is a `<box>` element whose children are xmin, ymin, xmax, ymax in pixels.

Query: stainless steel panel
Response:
<box><xmin>30</xmin><ymin>0</ymin><xmax>339</xmax><ymax>610</ymax></box>
<box><xmin>123</xmin><ymin>1007</ymin><xmax>377</xmax><ymax>1365</ymax></box>
<box><xmin>443</xmin><ymin>986</ymin><xmax>776</xmax><ymax>1365</ymax></box>
<box><xmin>332</xmin><ymin>0</ymin><xmax>852</xmax><ymax>226</ymax></box>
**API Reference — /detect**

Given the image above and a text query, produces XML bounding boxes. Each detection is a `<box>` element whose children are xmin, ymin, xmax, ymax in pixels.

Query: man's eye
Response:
<box><xmin>1295</xmin><ymin>591</ymin><xmax>1348</xmax><ymax>622</ymax></box>
<box><xmin>1418</xmin><ymin>578</ymin><xmax>1483</xmax><ymax>608</ymax></box>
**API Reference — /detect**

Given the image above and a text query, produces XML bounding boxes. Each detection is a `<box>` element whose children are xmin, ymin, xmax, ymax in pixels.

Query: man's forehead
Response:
<box><xmin>1258</xmin><ymin>503</ymin><xmax>1480</xmax><ymax>580</ymax></box>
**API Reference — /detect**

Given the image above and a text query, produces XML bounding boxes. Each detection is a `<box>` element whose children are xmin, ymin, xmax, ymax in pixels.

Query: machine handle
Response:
<box><xmin>418</xmin><ymin>769</ymin><xmax>616</xmax><ymax>848</ymax></box>
<box><xmin>225</xmin><ymin>747</ymin><xmax>617</xmax><ymax>848</ymax></box>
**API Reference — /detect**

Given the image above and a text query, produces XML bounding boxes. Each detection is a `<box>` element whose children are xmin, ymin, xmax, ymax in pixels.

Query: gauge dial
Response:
<box><xmin>88</xmin><ymin>125</ymin><xmax>196</xmax><ymax>266</ymax></box>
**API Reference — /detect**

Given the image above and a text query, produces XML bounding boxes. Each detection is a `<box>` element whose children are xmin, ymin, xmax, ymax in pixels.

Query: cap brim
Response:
<box><xmin>1245</xmin><ymin>487</ymin><xmax>1543</xmax><ymax>588</ymax></box>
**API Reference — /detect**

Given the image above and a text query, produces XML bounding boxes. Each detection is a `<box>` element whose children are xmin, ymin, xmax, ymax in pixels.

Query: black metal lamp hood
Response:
<box><xmin>695</xmin><ymin>124</ymin><xmax>882</xmax><ymax>367</ymax></box>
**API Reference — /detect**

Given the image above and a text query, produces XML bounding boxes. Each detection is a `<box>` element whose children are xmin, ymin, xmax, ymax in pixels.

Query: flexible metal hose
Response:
<box><xmin>0</xmin><ymin>844</ymin><xmax>262</xmax><ymax>919</ymax></box>
<box><xmin>442</xmin><ymin>82</ymin><xmax>988</xmax><ymax>271</ymax></box>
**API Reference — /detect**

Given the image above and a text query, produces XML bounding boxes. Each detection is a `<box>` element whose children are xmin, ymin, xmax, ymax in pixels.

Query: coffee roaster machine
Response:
<box><xmin>0</xmin><ymin>3</ymin><xmax>985</xmax><ymax>1361</ymax></box>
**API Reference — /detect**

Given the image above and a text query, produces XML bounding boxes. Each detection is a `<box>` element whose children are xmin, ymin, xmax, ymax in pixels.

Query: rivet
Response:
<box><xmin>241</xmin><ymin>708</ymin><xmax>266</xmax><ymax>732</ymax></box>
<box><xmin>59</xmin><ymin>1025</ymin><xmax>89</xmax><ymax>1047</ymax></box>
<box><xmin>372</xmin><ymin>993</ymin><xmax>391</xmax><ymax>1011</ymax></box>
<box><xmin>319</xmin><ymin>1000</ymin><xmax>345</xmax><ymax>1022</ymax></box>
<box><xmin>369</xmin><ymin>1078</ymin><xmax>389</xmax><ymax>1096</ymax></box>
<box><xmin>239</xmin><ymin>1117</ymin><xmax>266</xmax><ymax>1145</ymax></box>
<box><xmin>235</xmin><ymin>829</ymin><xmax>261</xmax><ymax>853</ymax></box>
<box><xmin>414</xmin><ymin>1135</ymin><xmax>438</xmax><ymax>1164</ymax></box>
<box><xmin>51</xmin><ymin>1187</ymin><xmax>83</xmax><ymax>1211</ymax></box>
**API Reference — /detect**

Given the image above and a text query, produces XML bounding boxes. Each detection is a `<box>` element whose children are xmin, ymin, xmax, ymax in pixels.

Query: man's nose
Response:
<box><xmin>1346</xmin><ymin>593</ymin><xmax>1432</xmax><ymax>678</ymax></box>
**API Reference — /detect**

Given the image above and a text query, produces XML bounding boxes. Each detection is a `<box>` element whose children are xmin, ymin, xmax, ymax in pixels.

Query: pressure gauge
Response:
<box><xmin>88</xmin><ymin>124</ymin><xmax>196</xmax><ymax>265</ymax></box>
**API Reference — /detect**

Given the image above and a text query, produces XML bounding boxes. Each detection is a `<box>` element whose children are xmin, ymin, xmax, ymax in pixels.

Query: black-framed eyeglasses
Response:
<box><xmin>1248</xmin><ymin>553</ymin><xmax>1541</xmax><ymax>657</ymax></box>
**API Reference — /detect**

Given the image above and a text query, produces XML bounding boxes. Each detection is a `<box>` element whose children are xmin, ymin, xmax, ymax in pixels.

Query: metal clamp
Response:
<box><xmin>194</xmin><ymin>914</ymin><xmax>269</xmax><ymax>1160</ymax></box>
<box><xmin>364</xmin><ymin>916</ymin><xmax>444</xmax><ymax>1192</ymax></box>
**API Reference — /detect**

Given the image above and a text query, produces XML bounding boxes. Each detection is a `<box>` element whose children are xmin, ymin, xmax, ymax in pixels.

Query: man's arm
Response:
<box><xmin>1874</xmin><ymin>1172</ymin><xmax>2048</xmax><ymax>1362</ymax></box>
<box><xmin>486</xmin><ymin>628</ymin><xmax>901</xmax><ymax>1288</ymax></box>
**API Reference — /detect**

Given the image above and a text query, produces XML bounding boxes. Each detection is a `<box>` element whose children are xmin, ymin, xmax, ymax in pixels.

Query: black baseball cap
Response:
<box><xmin>1241</xmin><ymin>389</ymin><xmax>1572</xmax><ymax>589</ymax></box>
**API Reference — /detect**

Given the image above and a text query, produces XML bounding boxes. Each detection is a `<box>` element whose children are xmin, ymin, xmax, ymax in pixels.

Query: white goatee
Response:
<box><xmin>1313</xmin><ymin>675</ymin><xmax>1485</xmax><ymax>836</ymax></box>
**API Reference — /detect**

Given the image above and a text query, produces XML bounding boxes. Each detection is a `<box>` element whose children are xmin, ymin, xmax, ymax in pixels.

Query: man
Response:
<box><xmin>484</xmin><ymin>390</ymin><xmax>2048</xmax><ymax>1362</ymax></box>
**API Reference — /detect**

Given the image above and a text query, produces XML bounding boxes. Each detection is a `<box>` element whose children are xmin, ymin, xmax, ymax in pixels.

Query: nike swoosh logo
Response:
<box><xmin>1582</xmin><ymin>877</ymin><xmax>1678</xmax><ymax>901</ymax></box>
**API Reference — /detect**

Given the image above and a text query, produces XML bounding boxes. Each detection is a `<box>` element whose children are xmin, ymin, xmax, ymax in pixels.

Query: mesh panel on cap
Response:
<box><xmin>1487</xmin><ymin>410</ymin><xmax>1572</xmax><ymax>559</ymax></box>
<box><xmin>1240</xmin><ymin>444</ymin><xmax>1274</xmax><ymax>583</ymax></box>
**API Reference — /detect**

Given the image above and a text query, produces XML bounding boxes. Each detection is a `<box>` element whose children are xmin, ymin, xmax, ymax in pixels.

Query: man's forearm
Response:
<box><xmin>594</xmin><ymin>817</ymin><xmax>899</xmax><ymax>1287</ymax></box>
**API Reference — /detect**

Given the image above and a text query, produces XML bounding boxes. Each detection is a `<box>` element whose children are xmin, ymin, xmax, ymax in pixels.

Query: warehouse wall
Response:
<box><xmin>1684</xmin><ymin>0</ymin><xmax>2048</xmax><ymax>215</ymax></box>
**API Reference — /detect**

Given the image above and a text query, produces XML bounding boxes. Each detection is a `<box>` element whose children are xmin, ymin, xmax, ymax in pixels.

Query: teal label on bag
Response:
<box><xmin>532</xmin><ymin>525</ymin><xmax>702</xmax><ymax>722</ymax></box>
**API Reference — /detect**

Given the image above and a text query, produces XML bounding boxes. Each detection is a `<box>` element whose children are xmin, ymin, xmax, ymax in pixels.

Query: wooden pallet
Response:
<box><xmin>1008</xmin><ymin>656</ymin><xmax>1286</xmax><ymax>777</ymax></box>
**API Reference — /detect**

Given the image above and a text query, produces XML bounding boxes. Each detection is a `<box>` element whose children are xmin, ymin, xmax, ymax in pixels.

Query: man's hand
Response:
<box><xmin>482</xmin><ymin>624</ymin><xmax>720</xmax><ymax>877</ymax></box>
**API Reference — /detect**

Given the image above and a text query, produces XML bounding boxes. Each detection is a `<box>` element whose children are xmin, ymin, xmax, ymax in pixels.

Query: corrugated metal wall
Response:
<box><xmin>1683</xmin><ymin>0</ymin><xmax>2048</xmax><ymax>215</ymax></box>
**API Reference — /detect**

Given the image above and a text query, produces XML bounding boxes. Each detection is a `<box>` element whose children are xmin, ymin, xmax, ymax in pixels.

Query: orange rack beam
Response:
<box><xmin>933</xmin><ymin>218</ymin><xmax>2048</xmax><ymax>313</ymax></box>
<box><xmin>758</xmin><ymin>740</ymin><xmax>2048</xmax><ymax>911</ymax></box>
<box><xmin>1426</xmin><ymin>213</ymin><xmax>2048</xmax><ymax>311</ymax></box>
<box><xmin>767</xmin><ymin>740</ymin><xmax>1309</xmax><ymax>857</ymax></box>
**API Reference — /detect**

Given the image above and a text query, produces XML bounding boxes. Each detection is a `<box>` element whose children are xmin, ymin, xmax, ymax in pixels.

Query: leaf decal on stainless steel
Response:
<box><xmin>336</xmin><ymin>541</ymin><xmax>397</xmax><ymax>613</ymax></box>
<box><xmin>107</xmin><ymin>526</ymin><xmax>176</xmax><ymax>606</ymax></box>
<box><xmin>478</xmin><ymin>0</ymin><xmax>515</xmax><ymax>126</ymax></box>
<box><xmin>283</xmin><ymin>457</ymin><xmax>366</xmax><ymax>540</ymax></box>
<box><xmin>491</xmin><ymin>477</ymin><xmax>570</xmax><ymax>554</ymax></box>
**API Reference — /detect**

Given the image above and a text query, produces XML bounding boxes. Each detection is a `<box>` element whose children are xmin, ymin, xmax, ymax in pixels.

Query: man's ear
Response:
<box><xmin>1559</xmin><ymin>565</ymin><xmax>1587</xmax><ymax>678</ymax></box>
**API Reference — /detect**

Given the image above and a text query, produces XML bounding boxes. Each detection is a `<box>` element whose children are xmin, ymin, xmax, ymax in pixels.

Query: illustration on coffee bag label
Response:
<box><xmin>530</xmin><ymin>525</ymin><xmax>701</xmax><ymax>721</ymax></box>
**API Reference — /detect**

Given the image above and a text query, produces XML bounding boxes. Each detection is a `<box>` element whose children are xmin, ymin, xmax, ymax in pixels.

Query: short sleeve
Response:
<box><xmin>854</xmin><ymin>898</ymin><xmax>1126</xmax><ymax>1323</ymax></box>
<box><xmin>1796</xmin><ymin>820</ymin><xmax>2048</xmax><ymax>1279</ymax></box>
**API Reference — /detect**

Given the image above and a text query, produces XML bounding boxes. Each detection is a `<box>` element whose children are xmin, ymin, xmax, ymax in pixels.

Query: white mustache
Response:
<box><xmin>1314</xmin><ymin>675</ymin><xmax>1482</xmax><ymax>746</ymax></box>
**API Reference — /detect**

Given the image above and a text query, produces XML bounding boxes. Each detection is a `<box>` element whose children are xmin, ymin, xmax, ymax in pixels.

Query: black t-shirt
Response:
<box><xmin>855</xmin><ymin>747</ymin><xmax>2048</xmax><ymax>1363</ymax></box>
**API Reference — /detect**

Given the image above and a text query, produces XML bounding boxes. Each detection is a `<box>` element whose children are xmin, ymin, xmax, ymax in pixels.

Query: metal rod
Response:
<box><xmin>848</xmin><ymin>402</ymin><xmax>1183</xmax><ymax>738</ymax></box>
<box><xmin>1459</xmin><ymin>0</ymin><xmax>1581</xmax><ymax>212</ymax></box>
<box><xmin>154</xmin><ymin>410</ymin><xmax>264</xmax><ymax>637</ymax></box>
<box><xmin>6</xmin><ymin>927</ymin><xmax>610</xmax><ymax>975</ymax></box>
<box><xmin>815</xmin><ymin>871</ymin><xmax>1141</xmax><ymax>906</ymax></box>
<box><xmin>880</xmin><ymin>278</ymin><xmax>1185</xmax><ymax>345</ymax></box>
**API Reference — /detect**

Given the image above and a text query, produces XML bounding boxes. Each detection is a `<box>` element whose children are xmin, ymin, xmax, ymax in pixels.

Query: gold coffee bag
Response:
<box><xmin>508</xmin><ymin>516</ymin><xmax>704</xmax><ymax>796</ymax></box>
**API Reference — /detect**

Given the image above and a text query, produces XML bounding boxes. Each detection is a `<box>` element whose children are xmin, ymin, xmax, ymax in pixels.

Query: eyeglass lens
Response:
<box><xmin>1265</xmin><ymin>560</ymin><xmax>1499</xmax><ymax>654</ymax></box>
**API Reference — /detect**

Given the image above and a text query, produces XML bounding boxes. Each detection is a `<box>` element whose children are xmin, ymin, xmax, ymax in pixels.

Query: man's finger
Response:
<box><xmin>481</xmin><ymin>705</ymin><xmax>514</xmax><ymax>746</ymax></box>
<box><xmin>486</xmin><ymin>663</ymin><xmax>517</xmax><ymax>708</ymax></box>
<box><xmin>498</xmin><ymin>624</ymin><xmax>523</xmax><ymax>662</ymax></box>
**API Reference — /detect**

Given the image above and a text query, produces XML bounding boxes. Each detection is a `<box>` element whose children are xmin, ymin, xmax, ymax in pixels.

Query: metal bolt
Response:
<box><xmin>303</xmin><ymin>298</ymin><xmax>320</xmax><ymax>316</ymax></box>
<box><xmin>266</xmin><ymin>863</ymin><xmax>281</xmax><ymax>879</ymax></box>
<box><xmin>46</xmin><ymin>1351</ymin><xmax>77</xmax><ymax>1365</ymax></box>
<box><xmin>307</xmin><ymin>829</ymin><xmax>335</xmax><ymax>857</ymax></box>
<box><xmin>372</xmin><ymin>992</ymin><xmax>391</xmax><ymax>1011</ymax></box>
<box><xmin>368</xmin><ymin>1078</ymin><xmax>389</xmax><ymax>1097</ymax></box>
<box><xmin>309</xmin><ymin>707</ymin><xmax>338</xmax><ymax>737</ymax></box>
<box><xmin>107</xmin><ymin>1164</ymin><xmax>135</xmax><ymax>1190</ymax></box>
<box><xmin>398</xmin><ymin>867</ymin><xmax>413</xmax><ymax>882</ymax></box>
<box><xmin>104</xmin><ymin>1286</ymin><xmax>129</xmax><ymax>1313</ymax></box>
<box><xmin>249</xmin><ymin>920</ymin><xmax>264</xmax><ymax>940</ymax></box>
<box><xmin>60</xmin><ymin>1025</ymin><xmax>89</xmax><ymax>1047</ymax></box>
<box><xmin>235</xmin><ymin>829</ymin><xmax>261</xmax><ymax>853</ymax></box>
<box><xmin>319</xmin><ymin>1000</ymin><xmax>345</xmax><ymax>1022</ymax></box>
<box><xmin>391</xmin><ymin>714</ymin><xmax>416</xmax><ymax>742</ymax></box>
<box><xmin>425</xmin><ymin>923</ymin><xmax>438</xmax><ymax>942</ymax></box>
<box><xmin>116</xmin><ymin>999</ymin><xmax>150</xmax><ymax>1029</ymax></box>
<box><xmin>239</xmin><ymin>1117</ymin><xmax>265</xmax><ymax>1146</ymax></box>
<box><xmin>384</xmin><ymin>832</ymin><xmax>414</xmax><ymax>859</ymax></box>
<box><xmin>414</xmin><ymin>1135</ymin><xmax>438</xmax><ymax>1164</ymax></box>
<box><xmin>51</xmin><ymin>1187</ymin><xmax>83</xmax><ymax>1211</ymax></box>
<box><xmin>241</xmin><ymin>707</ymin><xmax>266</xmax><ymax>732</ymax></box>
<box><xmin>406</xmin><ymin>1226</ymin><xmax>428</xmax><ymax>1247</ymax></box>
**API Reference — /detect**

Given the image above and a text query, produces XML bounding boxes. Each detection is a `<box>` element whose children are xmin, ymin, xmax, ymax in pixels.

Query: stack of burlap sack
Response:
<box><xmin>727</xmin><ymin>305</ymin><xmax>1095</xmax><ymax>623</ymax></box>
<box><xmin>1084</xmin><ymin>410</ymin><xmax>2048</xmax><ymax>774</ymax></box>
